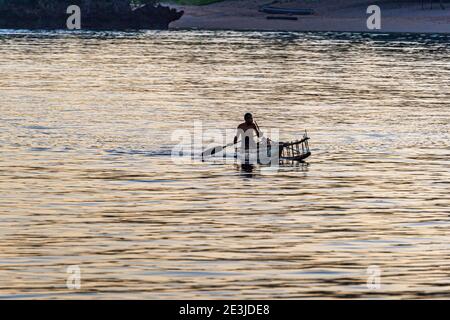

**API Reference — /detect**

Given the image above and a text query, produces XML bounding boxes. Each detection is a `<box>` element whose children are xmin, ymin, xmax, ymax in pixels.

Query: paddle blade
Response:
<box><xmin>202</xmin><ymin>145</ymin><xmax>224</xmax><ymax>157</ymax></box>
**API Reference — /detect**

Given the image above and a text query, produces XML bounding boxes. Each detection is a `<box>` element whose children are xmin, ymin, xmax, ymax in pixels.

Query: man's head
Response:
<box><xmin>244</xmin><ymin>113</ymin><xmax>253</xmax><ymax>125</ymax></box>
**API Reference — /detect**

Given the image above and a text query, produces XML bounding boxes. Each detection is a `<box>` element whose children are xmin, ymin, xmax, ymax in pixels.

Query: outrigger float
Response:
<box><xmin>202</xmin><ymin>131</ymin><xmax>311</xmax><ymax>164</ymax></box>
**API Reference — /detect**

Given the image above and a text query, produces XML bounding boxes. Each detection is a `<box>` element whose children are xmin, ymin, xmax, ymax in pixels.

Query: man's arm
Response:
<box><xmin>234</xmin><ymin>125</ymin><xmax>242</xmax><ymax>144</ymax></box>
<box><xmin>254</xmin><ymin>123</ymin><xmax>260</xmax><ymax>138</ymax></box>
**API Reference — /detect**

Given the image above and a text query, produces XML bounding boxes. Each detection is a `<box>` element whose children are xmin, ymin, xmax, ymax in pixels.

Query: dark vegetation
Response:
<box><xmin>0</xmin><ymin>0</ymin><xmax>184</xmax><ymax>30</ymax></box>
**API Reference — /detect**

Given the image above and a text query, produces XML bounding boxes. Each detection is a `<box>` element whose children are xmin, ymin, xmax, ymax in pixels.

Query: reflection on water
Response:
<box><xmin>0</xmin><ymin>30</ymin><xmax>449</xmax><ymax>299</ymax></box>
<box><xmin>240</xmin><ymin>163</ymin><xmax>255</xmax><ymax>178</ymax></box>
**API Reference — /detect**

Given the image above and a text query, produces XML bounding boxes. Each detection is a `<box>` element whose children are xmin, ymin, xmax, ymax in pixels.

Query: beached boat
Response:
<box><xmin>259</xmin><ymin>5</ymin><xmax>315</xmax><ymax>16</ymax></box>
<box><xmin>266</xmin><ymin>16</ymin><xmax>299</xmax><ymax>21</ymax></box>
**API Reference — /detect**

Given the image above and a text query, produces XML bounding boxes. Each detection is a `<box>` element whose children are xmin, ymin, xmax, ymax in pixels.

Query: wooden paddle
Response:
<box><xmin>202</xmin><ymin>141</ymin><xmax>238</xmax><ymax>158</ymax></box>
<box><xmin>202</xmin><ymin>118</ymin><xmax>260</xmax><ymax>158</ymax></box>
<box><xmin>254</xmin><ymin>120</ymin><xmax>262</xmax><ymax>138</ymax></box>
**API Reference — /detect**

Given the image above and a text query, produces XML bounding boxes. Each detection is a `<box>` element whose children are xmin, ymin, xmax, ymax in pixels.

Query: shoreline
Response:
<box><xmin>169</xmin><ymin>26</ymin><xmax>450</xmax><ymax>35</ymax></box>
<box><xmin>167</xmin><ymin>0</ymin><xmax>450</xmax><ymax>34</ymax></box>
<box><xmin>0</xmin><ymin>28</ymin><xmax>448</xmax><ymax>36</ymax></box>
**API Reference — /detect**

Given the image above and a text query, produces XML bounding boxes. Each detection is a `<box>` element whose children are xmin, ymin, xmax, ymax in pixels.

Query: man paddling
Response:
<box><xmin>234</xmin><ymin>113</ymin><xmax>261</xmax><ymax>151</ymax></box>
<box><xmin>201</xmin><ymin>113</ymin><xmax>260</xmax><ymax>159</ymax></box>
<box><xmin>233</xmin><ymin>113</ymin><xmax>283</xmax><ymax>162</ymax></box>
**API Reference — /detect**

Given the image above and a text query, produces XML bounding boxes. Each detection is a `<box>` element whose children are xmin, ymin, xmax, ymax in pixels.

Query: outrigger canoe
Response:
<box><xmin>237</xmin><ymin>134</ymin><xmax>311</xmax><ymax>163</ymax></box>
<box><xmin>203</xmin><ymin>131</ymin><xmax>311</xmax><ymax>163</ymax></box>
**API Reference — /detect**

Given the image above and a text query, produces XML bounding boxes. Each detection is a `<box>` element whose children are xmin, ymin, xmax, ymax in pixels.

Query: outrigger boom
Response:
<box><xmin>278</xmin><ymin>131</ymin><xmax>311</xmax><ymax>161</ymax></box>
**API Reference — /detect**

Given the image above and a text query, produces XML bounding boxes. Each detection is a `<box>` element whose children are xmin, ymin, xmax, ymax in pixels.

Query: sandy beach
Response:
<box><xmin>168</xmin><ymin>0</ymin><xmax>450</xmax><ymax>33</ymax></box>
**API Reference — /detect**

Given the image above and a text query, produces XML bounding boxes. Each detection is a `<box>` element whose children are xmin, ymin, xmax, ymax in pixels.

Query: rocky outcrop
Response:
<box><xmin>0</xmin><ymin>0</ymin><xmax>184</xmax><ymax>30</ymax></box>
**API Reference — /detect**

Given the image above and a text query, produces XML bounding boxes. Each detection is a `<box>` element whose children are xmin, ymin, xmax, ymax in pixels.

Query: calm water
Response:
<box><xmin>0</xmin><ymin>30</ymin><xmax>449</xmax><ymax>299</ymax></box>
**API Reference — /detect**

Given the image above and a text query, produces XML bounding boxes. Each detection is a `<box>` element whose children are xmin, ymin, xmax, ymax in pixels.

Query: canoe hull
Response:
<box><xmin>280</xmin><ymin>151</ymin><xmax>311</xmax><ymax>162</ymax></box>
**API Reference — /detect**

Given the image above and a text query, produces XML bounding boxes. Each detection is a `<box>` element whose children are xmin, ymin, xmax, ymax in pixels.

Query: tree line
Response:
<box><xmin>0</xmin><ymin>0</ymin><xmax>159</xmax><ymax>13</ymax></box>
